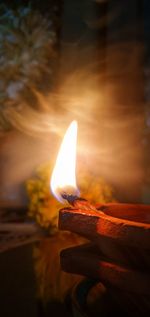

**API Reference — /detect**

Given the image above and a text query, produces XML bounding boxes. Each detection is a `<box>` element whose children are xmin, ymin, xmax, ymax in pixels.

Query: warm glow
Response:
<box><xmin>50</xmin><ymin>120</ymin><xmax>79</xmax><ymax>203</ymax></box>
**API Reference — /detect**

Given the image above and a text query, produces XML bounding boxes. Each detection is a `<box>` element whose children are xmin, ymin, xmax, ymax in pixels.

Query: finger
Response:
<box><xmin>60</xmin><ymin>243</ymin><xmax>150</xmax><ymax>295</ymax></box>
<box><xmin>59</xmin><ymin>206</ymin><xmax>150</xmax><ymax>249</ymax></box>
<box><xmin>59</xmin><ymin>206</ymin><xmax>101</xmax><ymax>241</ymax></box>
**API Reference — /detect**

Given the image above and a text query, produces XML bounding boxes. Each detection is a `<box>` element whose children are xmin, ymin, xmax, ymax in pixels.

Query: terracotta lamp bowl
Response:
<box><xmin>59</xmin><ymin>203</ymin><xmax>150</xmax><ymax>315</ymax></box>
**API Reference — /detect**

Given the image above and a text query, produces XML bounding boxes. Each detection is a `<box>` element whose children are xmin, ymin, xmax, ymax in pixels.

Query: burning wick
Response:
<box><xmin>61</xmin><ymin>192</ymin><xmax>79</xmax><ymax>205</ymax></box>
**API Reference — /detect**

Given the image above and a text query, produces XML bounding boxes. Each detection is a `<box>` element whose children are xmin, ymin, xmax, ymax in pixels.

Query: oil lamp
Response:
<box><xmin>50</xmin><ymin>120</ymin><xmax>150</xmax><ymax>315</ymax></box>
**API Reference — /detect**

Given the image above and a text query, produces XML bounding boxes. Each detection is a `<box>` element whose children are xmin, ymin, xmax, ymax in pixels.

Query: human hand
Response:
<box><xmin>59</xmin><ymin>202</ymin><xmax>150</xmax><ymax>295</ymax></box>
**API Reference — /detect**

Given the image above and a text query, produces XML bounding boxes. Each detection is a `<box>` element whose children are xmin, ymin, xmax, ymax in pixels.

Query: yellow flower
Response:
<box><xmin>26</xmin><ymin>161</ymin><xmax>116</xmax><ymax>230</ymax></box>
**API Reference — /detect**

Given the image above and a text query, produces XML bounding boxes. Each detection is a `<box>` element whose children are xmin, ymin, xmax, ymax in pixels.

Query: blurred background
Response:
<box><xmin>1</xmin><ymin>1</ymin><xmax>150</xmax><ymax>317</ymax></box>
<box><xmin>0</xmin><ymin>0</ymin><xmax>150</xmax><ymax>207</ymax></box>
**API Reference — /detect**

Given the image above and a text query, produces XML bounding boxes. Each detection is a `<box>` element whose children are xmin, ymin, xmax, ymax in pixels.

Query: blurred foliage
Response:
<box><xmin>0</xmin><ymin>3</ymin><xmax>58</xmax><ymax>132</ymax></box>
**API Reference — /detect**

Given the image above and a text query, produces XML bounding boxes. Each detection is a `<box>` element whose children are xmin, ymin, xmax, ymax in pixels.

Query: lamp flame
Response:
<box><xmin>50</xmin><ymin>120</ymin><xmax>79</xmax><ymax>203</ymax></box>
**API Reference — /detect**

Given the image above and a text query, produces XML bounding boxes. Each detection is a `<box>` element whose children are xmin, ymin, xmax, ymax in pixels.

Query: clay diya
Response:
<box><xmin>50</xmin><ymin>120</ymin><xmax>150</xmax><ymax>315</ymax></box>
<box><xmin>59</xmin><ymin>200</ymin><xmax>150</xmax><ymax>315</ymax></box>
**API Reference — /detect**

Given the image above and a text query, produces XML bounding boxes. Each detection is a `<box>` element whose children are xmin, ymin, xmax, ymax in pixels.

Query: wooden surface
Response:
<box><xmin>0</xmin><ymin>244</ymin><xmax>38</xmax><ymax>317</ymax></box>
<box><xmin>0</xmin><ymin>207</ymin><xmax>41</xmax><ymax>253</ymax></box>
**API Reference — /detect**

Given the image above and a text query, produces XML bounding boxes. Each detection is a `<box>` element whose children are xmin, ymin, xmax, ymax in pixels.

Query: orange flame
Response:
<box><xmin>50</xmin><ymin>120</ymin><xmax>79</xmax><ymax>203</ymax></box>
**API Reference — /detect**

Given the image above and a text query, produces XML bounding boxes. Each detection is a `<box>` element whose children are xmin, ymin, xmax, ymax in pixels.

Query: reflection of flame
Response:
<box><xmin>50</xmin><ymin>120</ymin><xmax>79</xmax><ymax>203</ymax></box>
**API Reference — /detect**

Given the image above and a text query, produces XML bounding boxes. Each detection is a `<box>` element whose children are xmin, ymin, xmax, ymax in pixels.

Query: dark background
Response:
<box><xmin>0</xmin><ymin>2</ymin><xmax>150</xmax><ymax>316</ymax></box>
<box><xmin>0</xmin><ymin>0</ymin><xmax>150</xmax><ymax>205</ymax></box>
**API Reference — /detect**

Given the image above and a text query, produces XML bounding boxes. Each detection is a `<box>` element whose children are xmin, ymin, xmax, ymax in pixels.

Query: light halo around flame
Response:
<box><xmin>50</xmin><ymin>120</ymin><xmax>80</xmax><ymax>203</ymax></box>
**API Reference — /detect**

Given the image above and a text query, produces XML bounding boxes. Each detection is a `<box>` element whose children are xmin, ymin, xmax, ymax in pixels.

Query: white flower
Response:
<box><xmin>7</xmin><ymin>82</ymin><xmax>24</xmax><ymax>99</ymax></box>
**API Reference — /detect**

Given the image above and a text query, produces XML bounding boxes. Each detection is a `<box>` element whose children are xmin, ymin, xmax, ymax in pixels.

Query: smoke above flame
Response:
<box><xmin>0</xmin><ymin>42</ymin><xmax>145</xmax><ymax>203</ymax></box>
